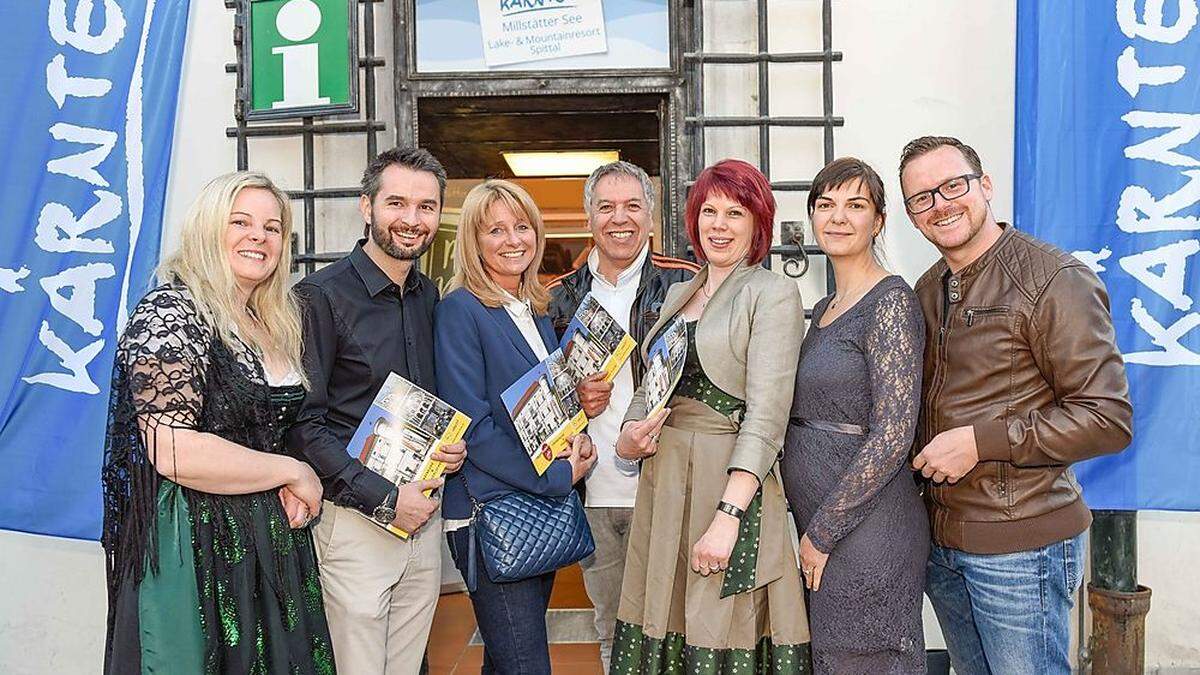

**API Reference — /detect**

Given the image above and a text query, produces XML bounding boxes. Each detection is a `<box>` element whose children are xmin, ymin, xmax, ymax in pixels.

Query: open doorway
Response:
<box><xmin>416</xmin><ymin>94</ymin><xmax>668</xmax><ymax>296</ymax></box>
<box><xmin>419</xmin><ymin>93</ymin><xmax>667</xmax><ymax>673</ymax></box>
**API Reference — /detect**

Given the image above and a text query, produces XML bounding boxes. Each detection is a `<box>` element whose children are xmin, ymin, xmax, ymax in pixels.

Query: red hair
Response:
<box><xmin>684</xmin><ymin>159</ymin><xmax>775</xmax><ymax>266</ymax></box>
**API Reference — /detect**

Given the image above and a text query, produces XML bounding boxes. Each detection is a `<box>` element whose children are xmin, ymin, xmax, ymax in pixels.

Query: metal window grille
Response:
<box><xmin>683</xmin><ymin>0</ymin><xmax>843</xmax><ymax>302</ymax></box>
<box><xmin>225</xmin><ymin>0</ymin><xmax>841</xmax><ymax>292</ymax></box>
<box><xmin>225</xmin><ymin>0</ymin><xmax>387</xmax><ymax>275</ymax></box>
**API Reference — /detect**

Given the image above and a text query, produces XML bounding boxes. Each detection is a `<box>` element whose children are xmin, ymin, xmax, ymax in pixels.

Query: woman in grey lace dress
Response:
<box><xmin>780</xmin><ymin>158</ymin><xmax>928</xmax><ymax>674</ymax></box>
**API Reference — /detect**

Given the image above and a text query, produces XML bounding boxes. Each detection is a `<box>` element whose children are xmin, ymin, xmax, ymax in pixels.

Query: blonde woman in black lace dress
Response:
<box><xmin>101</xmin><ymin>172</ymin><xmax>336</xmax><ymax>674</ymax></box>
<box><xmin>780</xmin><ymin>158</ymin><xmax>929</xmax><ymax>674</ymax></box>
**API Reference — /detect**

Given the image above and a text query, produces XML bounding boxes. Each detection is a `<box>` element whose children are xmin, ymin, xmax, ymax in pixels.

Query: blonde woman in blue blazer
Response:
<box><xmin>435</xmin><ymin>179</ymin><xmax>595</xmax><ymax>674</ymax></box>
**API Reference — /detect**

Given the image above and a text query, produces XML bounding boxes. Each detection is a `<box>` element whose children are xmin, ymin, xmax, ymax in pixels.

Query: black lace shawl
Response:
<box><xmin>100</xmin><ymin>284</ymin><xmax>284</xmax><ymax>610</ymax></box>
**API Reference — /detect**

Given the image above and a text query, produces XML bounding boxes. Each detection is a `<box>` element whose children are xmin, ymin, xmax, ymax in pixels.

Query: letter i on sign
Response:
<box><xmin>272</xmin><ymin>0</ymin><xmax>330</xmax><ymax>108</ymax></box>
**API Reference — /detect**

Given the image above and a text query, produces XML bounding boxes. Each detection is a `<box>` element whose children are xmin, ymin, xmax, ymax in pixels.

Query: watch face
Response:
<box><xmin>374</xmin><ymin>506</ymin><xmax>396</xmax><ymax>524</ymax></box>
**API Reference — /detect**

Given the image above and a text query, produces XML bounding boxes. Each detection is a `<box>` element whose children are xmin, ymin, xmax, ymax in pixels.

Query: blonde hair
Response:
<box><xmin>158</xmin><ymin>171</ymin><xmax>306</xmax><ymax>386</ymax></box>
<box><xmin>451</xmin><ymin>179</ymin><xmax>550</xmax><ymax>313</ymax></box>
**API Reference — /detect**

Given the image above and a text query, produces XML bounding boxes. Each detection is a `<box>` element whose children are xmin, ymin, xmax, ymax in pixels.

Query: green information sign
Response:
<box><xmin>244</xmin><ymin>0</ymin><xmax>357</xmax><ymax>119</ymax></box>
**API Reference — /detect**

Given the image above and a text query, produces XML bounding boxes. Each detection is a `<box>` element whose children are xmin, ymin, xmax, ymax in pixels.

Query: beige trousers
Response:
<box><xmin>580</xmin><ymin>506</ymin><xmax>634</xmax><ymax>673</ymax></box>
<box><xmin>313</xmin><ymin>502</ymin><xmax>442</xmax><ymax>675</ymax></box>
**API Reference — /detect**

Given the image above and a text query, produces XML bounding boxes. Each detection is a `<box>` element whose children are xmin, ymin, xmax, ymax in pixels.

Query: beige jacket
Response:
<box><xmin>624</xmin><ymin>261</ymin><xmax>805</xmax><ymax>482</ymax></box>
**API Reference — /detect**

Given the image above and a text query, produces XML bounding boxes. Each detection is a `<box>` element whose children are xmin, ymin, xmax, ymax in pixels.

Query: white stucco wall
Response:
<box><xmin>2</xmin><ymin>2</ymin><xmax>1196</xmax><ymax>673</ymax></box>
<box><xmin>831</xmin><ymin>3</ymin><xmax>1198</xmax><ymax>670</ymax></box>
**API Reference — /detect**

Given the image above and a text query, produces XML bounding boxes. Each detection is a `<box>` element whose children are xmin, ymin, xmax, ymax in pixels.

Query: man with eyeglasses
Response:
<box><xmin>899</xmin><ymin>136</ymin><xmax>1132</xmax><ymax>675</ymax></box>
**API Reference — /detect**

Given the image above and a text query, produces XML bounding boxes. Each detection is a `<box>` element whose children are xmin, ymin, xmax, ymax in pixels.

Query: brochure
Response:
<box><xmin>501</xmin><ymin>348</ymin><xmax>589</xmax><ymax>476</ymax></box>
<box><xmin>347</xmin><ymin>372</ymin><xmax>471</xmax><ymax>538</ymax></box>
<box><xmin>641</xmin><ymin>315</ymin><xmax>688</xmax><ymax>417</ymax></box>
<box><xmin>559</xmin><ymin>292</ymin><xmax>637</xmax><ymax>384</ymax></box>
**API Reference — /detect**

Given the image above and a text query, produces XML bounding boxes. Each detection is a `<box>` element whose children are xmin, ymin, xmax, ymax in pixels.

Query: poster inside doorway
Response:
<box><xmin>477</xmin><ymin>0</ymin><xmax>608</xmax><ymax>67</ymax></box>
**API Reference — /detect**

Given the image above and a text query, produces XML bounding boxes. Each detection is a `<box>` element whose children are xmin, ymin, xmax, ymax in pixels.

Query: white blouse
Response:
<box><xmin>501</xmin><ymin>292</ymin><xmax>550</xmax><ymax>360</ymax></box>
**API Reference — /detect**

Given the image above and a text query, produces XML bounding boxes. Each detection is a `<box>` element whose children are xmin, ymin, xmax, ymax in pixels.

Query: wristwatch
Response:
<box><xmin>372</xmin><ymin>487</ymin><xmax>399</xmax><ymax>525</ymax></box>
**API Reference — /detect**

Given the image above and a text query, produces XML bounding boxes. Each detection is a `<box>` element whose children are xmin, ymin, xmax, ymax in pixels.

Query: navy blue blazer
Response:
<box><xmin>435</xmin><ymin>287</ymin><xmax>574</xmax><ymax>520</ymax></box>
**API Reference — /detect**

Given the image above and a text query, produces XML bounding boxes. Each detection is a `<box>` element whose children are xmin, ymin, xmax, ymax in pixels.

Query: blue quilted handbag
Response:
<box><xmin>465</xmin><ymin>488</ymin><xmax>594</xmax><ymax>591</ymax></box>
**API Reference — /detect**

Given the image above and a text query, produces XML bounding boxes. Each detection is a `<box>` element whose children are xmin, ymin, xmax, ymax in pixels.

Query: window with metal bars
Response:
<box><xmin>224</xmin><ymin>0</ymin><xmax>841</xmax><ymax>297</ymax></box>
<box><xmin>684</xmin><ymin>0</ymin><xmax>843</xmax><ymax>303</ymax></box>
<box><xmin>225</xmin><ymin>0</ymin><xmax>388</xmax><ymax>276</ymax></box>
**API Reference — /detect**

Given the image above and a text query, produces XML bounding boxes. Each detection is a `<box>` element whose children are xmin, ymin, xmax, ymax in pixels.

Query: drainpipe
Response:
<box><xmin>1085</xmin><ymin>510</ymin><xmax>1152</xmax><ymax>674</ymax></box>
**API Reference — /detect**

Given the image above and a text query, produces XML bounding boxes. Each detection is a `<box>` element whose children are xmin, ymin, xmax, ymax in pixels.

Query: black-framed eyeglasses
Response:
<box><xmin>903</xmin><ymin>174</ymin><xmax>981</xmax><ymax>214</ymax></box>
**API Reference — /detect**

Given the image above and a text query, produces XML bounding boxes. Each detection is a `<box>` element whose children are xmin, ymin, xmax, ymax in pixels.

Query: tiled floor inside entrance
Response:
<box><xmin>428</xmin><ymin>563</ymin><xmax>604</xmax><ymax>674</ymax></box>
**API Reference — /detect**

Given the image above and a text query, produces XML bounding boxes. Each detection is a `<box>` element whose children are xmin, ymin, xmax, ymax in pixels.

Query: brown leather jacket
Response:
<box><xmin>914</xmin><ymin>224</ymin><xmax>1132</xmax><ymax>554</ymax></box>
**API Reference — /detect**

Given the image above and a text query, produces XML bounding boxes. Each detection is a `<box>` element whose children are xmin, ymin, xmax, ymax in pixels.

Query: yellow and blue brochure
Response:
<box><xmin>559</xmin><ymin>293</ymin><xmax>638</xmax><ymax>385</ymax></box>
<box><xmin>641</xmin><ymin>316</ymin><xmax>688</xmax><ymax>418</ymax></box>
<box><xmin>348</xmin><ymin>372</ymin><xmax>471</xmax><ymax>538</ymax></box>
<box><xmin>501</xmin><ymin>348</ymin><xmax>589</xmax><ymax>475</ymax></box>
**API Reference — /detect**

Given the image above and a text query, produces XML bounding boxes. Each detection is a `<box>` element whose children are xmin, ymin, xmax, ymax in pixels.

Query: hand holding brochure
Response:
<box><xmin>559</xmin><ymin>293</ymin><xmax>637</xmax><ymax>383</ymax></box>
<box><xmin>641</xmin><ymin>316</ymin><xmax>688</xmax><ymax>417</ymax></box>
<box><xmin>501</xmin><ymin>348</ymin><xmax>589</xmax><ymax>476</ymax></box>
<box><xmin>347</xmin><ymin>372</ymin><xmax>470</xmax><ymax>538</ymax></box>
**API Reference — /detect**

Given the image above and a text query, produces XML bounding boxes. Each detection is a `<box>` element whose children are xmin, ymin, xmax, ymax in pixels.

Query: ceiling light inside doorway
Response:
<box><xmin>502</xmin><ymin>150</ymin><xmax>620</xmax><ymax>177</ymax></box>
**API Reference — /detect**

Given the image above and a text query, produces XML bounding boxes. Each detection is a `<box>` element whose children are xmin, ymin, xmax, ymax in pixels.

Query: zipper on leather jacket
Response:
<box><xmin>924</xmin><ymin>276</ymin><xmax>953</xmax><ymax>505</ymax></box>
<box><xmin>964</xmin><ymin>306</ymin><xmax>1007</xmax><ymax>327</ymax></box>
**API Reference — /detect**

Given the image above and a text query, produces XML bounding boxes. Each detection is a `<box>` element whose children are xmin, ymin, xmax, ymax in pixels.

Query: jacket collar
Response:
<box><xmin>483</xmin><ymin>303</ymin><xmax>552</xmax><ymax>368</ymax></box>
<box><xmin>587</xmin><ymin>243</ymin><xmax>649</xmax><ymax>290</ymax></box>
<box><xmin>642</xmin><ymin>259</ymin><xmax>757</xmax><ymax>360</ymax></box>
<box><xmin>947</xmin><ymin>222</ymin><xmax>1016</xmax><ymax>283</ymax></box>
<box><xmin>661</xmin><ymin>259</ymin><xmax>756</xmax><ymax>321</ymax></box>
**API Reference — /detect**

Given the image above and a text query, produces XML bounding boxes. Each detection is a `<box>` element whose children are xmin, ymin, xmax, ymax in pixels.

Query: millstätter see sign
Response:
<box><xmin>477</xmin><ymin>0</ymin><xmax>608</xmax><ymax>67</ymax></box>
<box><xmin>245</xmin><ymin>0</ymin><xmax>357</xmax><ymax>119</ymax></box>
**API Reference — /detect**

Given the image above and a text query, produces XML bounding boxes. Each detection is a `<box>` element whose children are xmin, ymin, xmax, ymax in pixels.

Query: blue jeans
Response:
<box><xmin>925</xmin><ymin>531</ymin><xmax>1085</xmax><ymax>675</ymax></box>
<box><xmin>447</xmin><ymin>528</ymin><xmax>556</xmax><ymax>675</ymax></box>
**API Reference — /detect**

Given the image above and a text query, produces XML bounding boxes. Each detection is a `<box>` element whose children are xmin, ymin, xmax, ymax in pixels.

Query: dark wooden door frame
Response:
<box><xmin>391</xmin><ymin>0</ymin><xmax>696</xmax><ymax>257</ymax></box>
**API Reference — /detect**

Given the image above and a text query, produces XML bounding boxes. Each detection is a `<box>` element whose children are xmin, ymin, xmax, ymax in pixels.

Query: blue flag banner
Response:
<box><xmin>1015</xmin><ymin>1</ymin><xmax>1200</xmax><ymax>510</ymax></box>
<box><xmin>0</xmin><ymin>2</ymin><xmax>191</xmax><ymax>539</ymax></box>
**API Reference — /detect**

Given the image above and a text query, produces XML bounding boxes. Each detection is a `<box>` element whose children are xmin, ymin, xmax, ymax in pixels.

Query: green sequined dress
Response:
<box><xmin>102</xmin><ymin>286</ymin><xmax>336</xmax><ymax>674</ymax></box>
<box><xmin>611</xmin><ymin>322</ymin><xmax>813</xmax><ymax>674</ymax></box>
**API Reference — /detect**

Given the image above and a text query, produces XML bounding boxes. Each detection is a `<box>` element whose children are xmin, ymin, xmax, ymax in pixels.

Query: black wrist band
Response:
<box><xmin>717</xmin><ymin>500</ymin><xmax>744</xmax><ymax>520</ymax></box>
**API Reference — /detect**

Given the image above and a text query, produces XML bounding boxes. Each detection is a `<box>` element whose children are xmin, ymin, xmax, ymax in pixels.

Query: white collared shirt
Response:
<box><xmin>581</xmin><ymin>244</ymin><xmax>649</xmax><ymax>508</ymax></box>
<box><xmin>502</xmin><ymin>291</ymin><xmax>550</xmax><ymax>361</ymax></box>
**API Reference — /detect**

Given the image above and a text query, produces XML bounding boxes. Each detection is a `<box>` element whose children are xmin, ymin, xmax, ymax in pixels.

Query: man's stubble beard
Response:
<box><xmin>370</xmin><ymin>217</ymin><xmax>435</xmax><ymax>261</ymax></box>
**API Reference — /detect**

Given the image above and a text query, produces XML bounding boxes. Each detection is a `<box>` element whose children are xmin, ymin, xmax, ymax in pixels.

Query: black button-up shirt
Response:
<box><xmin>287</xmin><ymin>240</ymin><xmax>439</xmax><ymax>516</ymax></box>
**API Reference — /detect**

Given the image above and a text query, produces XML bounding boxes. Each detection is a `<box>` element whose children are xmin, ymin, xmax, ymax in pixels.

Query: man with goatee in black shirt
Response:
<box><xmin>288</xmin><ymin>147</ymin><xmax>466</xmax><ymax>675</ymax></box>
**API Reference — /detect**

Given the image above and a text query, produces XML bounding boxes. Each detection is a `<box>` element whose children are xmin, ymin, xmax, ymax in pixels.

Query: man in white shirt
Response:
<box><xmin>548</xmin><ymin>161</ymin><xmax>698</xmax><ymax>670</ymax></box>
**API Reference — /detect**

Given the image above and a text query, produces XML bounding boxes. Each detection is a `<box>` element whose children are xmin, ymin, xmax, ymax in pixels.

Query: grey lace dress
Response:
<box><xmin>779</xmin><ymin>275</ymin><xmax>929</xmax><ymax>674</ymax></box>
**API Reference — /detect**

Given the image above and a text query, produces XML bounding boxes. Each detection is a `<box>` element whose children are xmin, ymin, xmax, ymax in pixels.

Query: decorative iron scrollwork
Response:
<box><xmin>774</xmin><ymin>220</ymin><xmax>811</xmax><ymax>279</ymax></box>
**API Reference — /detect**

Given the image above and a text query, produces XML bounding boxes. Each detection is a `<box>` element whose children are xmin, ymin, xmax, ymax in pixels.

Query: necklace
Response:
<box><xmin>829</xmin><ymin>277</ymin><xmax>876</xmax><ymax>311</ymax></box>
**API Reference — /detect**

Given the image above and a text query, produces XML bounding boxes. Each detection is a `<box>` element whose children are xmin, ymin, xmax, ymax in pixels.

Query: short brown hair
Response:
<box><xmin>898</xmin><ymin>135</ymin><xmax>984</xmax><ymax>178</ymax></box>
<box><xmin>808</xmin><ymin>157</ymin><xmax>887</xmax><ymax>222</ymax></box>
<box><xmin>361</xmin><ymin>146</ymin><xmax>447</xmax><ymax>204</ymax></box>
<box><xmin>808</xmin><ymin>157</ymin><xmax>889</xmax><ymax>264</ymax></box>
